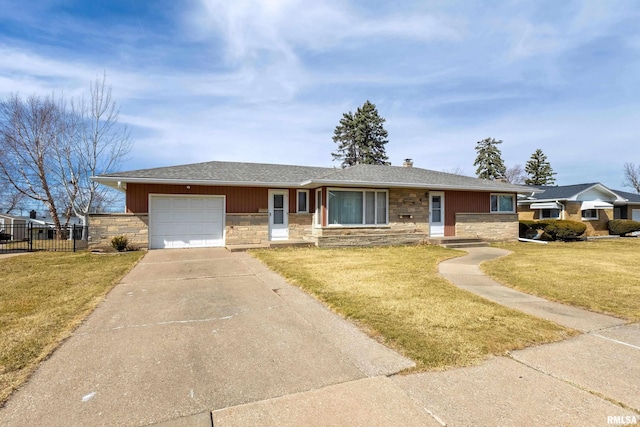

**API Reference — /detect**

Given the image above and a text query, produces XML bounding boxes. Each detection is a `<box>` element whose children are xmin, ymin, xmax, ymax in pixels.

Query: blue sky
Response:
<box><xmin>1</xmin><ymin>0</ymin><xmax>639</xmax><ymax>190</ymax></box>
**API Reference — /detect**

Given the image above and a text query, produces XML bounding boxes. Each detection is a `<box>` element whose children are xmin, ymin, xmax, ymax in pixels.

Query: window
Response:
<box><xmin>490</xmin><ymin>194</ymin><xmax>515</xmax><ymax>213</ymax></box>
<box><xmin>327</xmin><ymin>189</ymin><xmax>387</xmax><ymax>225</ymax></box>
<box><xmin>582</xmin><ymin>209</ymin><xmax>598</xmax><ymax>220</ymax></box>
<box><xmin>297</xmin><ymin>190</ymin><xmax>309</xmax><ymax>213</ymax></box>
<box><xmin>315</xmin><ymin>189</ymin><xmax>322</xmax><ymax>225</ymax></box>
<box><xmin>540</xmin><ymin>208</ymin><xmax>560</xmax><ymax>219</ymax></box>
<box><xmin>431</xmin><ymin>195</ymin><xmax>442</xmax><ymax>223</ymax></box>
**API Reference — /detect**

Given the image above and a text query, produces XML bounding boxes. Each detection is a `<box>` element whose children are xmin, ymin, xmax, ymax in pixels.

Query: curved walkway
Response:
<box><xmin>438</xmin><ymin>247</ymin><xmax>626</xmax><ymax>332</ymax></box>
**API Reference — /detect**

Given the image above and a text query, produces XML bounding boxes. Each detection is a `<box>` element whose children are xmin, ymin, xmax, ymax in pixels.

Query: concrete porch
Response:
<box><xmin>226</xmin><ymin>239</ymin><xmax>316</xmax><ymax>252</ymax></box>
<box><xmin>426</xmin><ymin>236</ymin><xmax>489</xmax><ymax>249</ymax></box>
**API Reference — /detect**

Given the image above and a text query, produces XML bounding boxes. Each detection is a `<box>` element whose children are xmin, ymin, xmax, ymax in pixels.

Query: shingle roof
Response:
<box><xmin>95</xmin><ymin>160</ymin><xmax>530</xmax><ymax>192</ymax></box>
<box><xmin>611</xmin><ymin>188</ymin><xmax>640</xmax><ymax>203</ymax></box>
<box><xmin>307</xmin><ymin>164</ymin><xmax>528</xmax><ymax>191</ymax></box>
<box><xmin>98</xmin><ymin>161</ymin><xmax>334</xmax><ymax>184</ymax></box>
<box><xmin>523</xmin><ymin>183</ymin><xmax>640</xmax><ymax>203</ymax></box>
<box><xmin>527</xmin><ymin>183</ymin><xmax>600</xmax><ymax>200</ymax></box>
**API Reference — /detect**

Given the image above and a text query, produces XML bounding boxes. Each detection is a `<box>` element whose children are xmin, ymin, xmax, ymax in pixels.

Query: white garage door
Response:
<box><xmin>633</xmin><ymin>209</ymin><xmax>640</xmax><ymax>222</ymax></box>
<box><xmin>149</xmin><ymin>195</ymin><xmax>225</xmax><ymax>249</ymax></box>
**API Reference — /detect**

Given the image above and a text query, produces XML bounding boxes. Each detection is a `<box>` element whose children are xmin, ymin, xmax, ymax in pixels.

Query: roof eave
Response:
<box><xmin>92</xmin><ymin>176</ymin><xmax>304</xmax><ymax>189</ymax></box>
<box><xmin>303</xmin><ymin>179</ymin><xmax>532</xmax><ymax>193</ymax></box>
<box><xmin>518</xmin><ymin>197</ymin><xmax>568</xmax><ymax>204</ymax></box>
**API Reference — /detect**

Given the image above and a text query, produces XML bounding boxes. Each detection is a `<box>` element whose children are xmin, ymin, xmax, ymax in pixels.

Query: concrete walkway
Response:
<box><xmin>438</xmin><ymin>247</ymin><xmax>627</xmax><ymax>332</ymax></box>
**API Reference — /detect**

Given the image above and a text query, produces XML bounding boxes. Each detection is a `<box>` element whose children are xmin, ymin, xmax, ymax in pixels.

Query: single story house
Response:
<box><xmin>518</xmin><ymin>183</ymin><xmax>640</xmax><ymax>236</ymax></box>
<box><xmin>0</xmin><ymin>214</ymin><xmax>27</xmax><ymax>241</ymax></box>
<box><xmin>91</xmin><ymin>160</ymin><xmax>533</xmax><ymax>249</ymax></box>
<box><xmin>0</xmin><ymin>213</ymin><xmax>83</xmax><ymax>241</ymax></box>
<box><xmin>28</xmin><ymin>216</ymin><xmax>84</xmax><ymax>240</ymax></box>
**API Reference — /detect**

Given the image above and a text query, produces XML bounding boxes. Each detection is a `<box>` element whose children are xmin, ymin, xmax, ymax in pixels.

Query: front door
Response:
<box><xmin>429</xmin><ymin>192</ymin><xmax>445</xmax><ymax>237</ymax></box>
<box><xmin>268</xmin><ymin>190</ymin><xmax>289</xmax><ymax>240</ymax></box>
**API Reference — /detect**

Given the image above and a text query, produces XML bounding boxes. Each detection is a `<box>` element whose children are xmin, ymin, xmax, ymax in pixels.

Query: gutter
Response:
<box><xmin>93</xmin><ymin>176</ymin><xmax>543</xmax><ymax>195</ymax></box>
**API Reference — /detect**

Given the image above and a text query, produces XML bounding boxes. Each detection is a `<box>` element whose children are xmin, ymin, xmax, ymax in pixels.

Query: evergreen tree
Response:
<box><xmin>473</xmin><ymin>137</ymin><xmax>506</xmax><ymax>180</ymax></box>
<box><xmin>332</xmin><ymin>100</ymin><xmax>390</xmax><ymax>168</ymax></box>
<box><xmin>525</xmin><ymin>148</ymin><xmax>556</xmax><ymax>185</ymax></box>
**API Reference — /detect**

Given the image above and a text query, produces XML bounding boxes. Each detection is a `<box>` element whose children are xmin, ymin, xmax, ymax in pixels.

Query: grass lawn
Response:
<box><xmin>484</xmin><ymin>239</ymin><xmax>640</xmax><ymax>321</ymax></box>
<box><xmin>0</xmin><ymin>250</ymin><xmax>144</xmax><ymax>405</ymax></box>
<box><xmin>252</xmin><ymin>245</ymin><xmax>574</xmax><ymax>371</ymax></box>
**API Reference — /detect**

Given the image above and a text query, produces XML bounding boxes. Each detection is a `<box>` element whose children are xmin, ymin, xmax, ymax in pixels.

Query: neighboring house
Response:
<box><xmin>0</xmin><ymin>213</ymin><xmax>27</xmax><ymax>241</ymax></box>
<box><xmin>0</xmin><ymin>213</ymin><xmax>83</xmax><ymax>241</ymax></box>
<box><xmin>27</xmin><ymin>216</ymin><xmax>84</xmax><ymax>240</ymax></box>
<box><xmin>91</xmin><ymin>160</ymin><xmax>533</xmax><ymax>249</ymax></box>
<box><xmin>518</xmin><ymin>183</ymin><xmax>640</xmax><ymax>236</ymax></box>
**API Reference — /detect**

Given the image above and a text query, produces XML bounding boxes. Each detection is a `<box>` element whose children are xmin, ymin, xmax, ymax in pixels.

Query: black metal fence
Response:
<box><xmin>0</xmin><ymin>223</ymin><xmax>88</xmax><ymax>254</ymax></box>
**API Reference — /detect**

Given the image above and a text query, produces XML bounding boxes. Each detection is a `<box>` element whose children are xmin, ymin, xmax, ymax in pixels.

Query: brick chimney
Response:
<box><xmin>403</xmin><ymin>159</ymin><xmax>413</xmax><ymax>168</ymax></box>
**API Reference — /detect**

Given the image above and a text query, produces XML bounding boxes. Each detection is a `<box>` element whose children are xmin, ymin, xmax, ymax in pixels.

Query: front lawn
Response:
<box><xmin>252</xmin><ymin>246</ymin><xmax>573</xmax><ymax>371</ymax></box>
<box><xmin>0</xmin><ymin>251</ymin><xmax>144</xmax><ymax>404</ymax></box>
<box><xmin>484</xmin><ymin>239</ymin><xmax>640</xmax><ymax>321</ymax></box>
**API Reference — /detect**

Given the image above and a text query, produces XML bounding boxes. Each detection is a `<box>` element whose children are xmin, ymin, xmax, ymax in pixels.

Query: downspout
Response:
<box><xmin>556</xmin><ymin>200</ymin><xmax>565</xmax><ymax>220</ymax></box>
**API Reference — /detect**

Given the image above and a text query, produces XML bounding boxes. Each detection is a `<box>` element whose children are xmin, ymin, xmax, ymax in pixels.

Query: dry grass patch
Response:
<box><xmin>485</xmin><ymin>239</ymin><xmax>640</xmax><ymax>321</ymax></box>
<box><xmin>253</xmin><ymin>246</ymin><xmax>572</xmax><ymax>371</ymax></box>
<box><xmin>0</xmin><ymin>250</ymin><xmax>144</xmax><ymax>404</ymax></box>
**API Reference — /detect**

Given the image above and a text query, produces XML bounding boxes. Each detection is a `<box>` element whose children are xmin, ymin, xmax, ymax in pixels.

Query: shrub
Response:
<box><xmin>519</xmin><ymin>221</ymin><xmax>554</xmax><ymax>240</ymax></box>
<box><xmin>111</xmin><ymin>235</ymin><xmax>128</xmax><ymax>252</ymax></box>
<box><xmin>543</xmin><ymin>220</ymin><xmax>586</xmax><ymax>241</ymax></box>
<box><xmin>608</xmin><ymin>219</ymin><xmax>640</xmax><ymax>236</ymax></box>
<box><xmin>520</xmin><ymin>220</ymin><xmax>549</xmax><ymax>229</ymax></box>
<box><xmin>519</xmin><ymin>220</ymin><xmax>553</xmax><ymax>238</ymax></box>
<box><xmin>518</xmin><ymin>221</ymin><xmax>531</xmax><ymax>237</ymax></box>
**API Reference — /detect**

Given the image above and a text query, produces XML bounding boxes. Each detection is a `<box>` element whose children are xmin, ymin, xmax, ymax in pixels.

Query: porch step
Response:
<box><xmin>226</xmin><ymin>240</ymin><xmax>315</xmax><ymax>252</ymax></box>
<box><xmin>441</xmin><ymin>241</ymin><xmax>490</xmax><ymax>249</ymax></box>
<box><xmin>426</xmin><ymin>237</ymin><xmax>489</xmax><ymax>249</ymax></box>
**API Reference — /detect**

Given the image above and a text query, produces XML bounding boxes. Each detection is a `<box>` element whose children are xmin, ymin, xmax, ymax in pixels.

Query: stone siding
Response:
<box><xmin>388</xmin><ymin>188</ymin><xmax>430</xmax><ymax>232</ymax></box>
<box><xmin>316</xmin><ymin>230</ymin><xmax>427</xmax><ymax>247</ymax></box>
<box><xmin>88</xmin><ymin>213</ymin><xmax>149</xmax><ymax>249</ymax></box>
<box><xmin>225</xmin><ymin>213</ymin><xmax>268</xmax><ymax>244</ymax></box>
<box><xmin>455</xmin><ymin>213</ymin><xmax>518</xmax><ymax>241</ymax></box>
<box><xmin>288</xmin><ymin>213</ymin><xmax>313</xmax><ymax>240</ymax></box>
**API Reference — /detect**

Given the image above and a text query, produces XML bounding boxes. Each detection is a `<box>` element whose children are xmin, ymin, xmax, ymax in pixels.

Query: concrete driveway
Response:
<box><xmin>0</xmin><ymin>249</ymin><xmax>416</xmax><ymax>426</ymax></box>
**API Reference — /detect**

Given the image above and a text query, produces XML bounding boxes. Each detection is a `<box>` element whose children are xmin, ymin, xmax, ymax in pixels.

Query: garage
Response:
<box><xmin>149</xmin><ymin>195</ymin><xmax>225</xmax><ymax>249</ymax></box>
<box><xmin>633</xmin><ymin>209</ymin><xmax>640</xmax><ymax>222</ymax></box>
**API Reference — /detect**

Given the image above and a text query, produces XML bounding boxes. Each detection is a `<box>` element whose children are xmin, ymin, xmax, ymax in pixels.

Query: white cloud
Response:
<box><xmin>1</xmin><ymin>0</ymin><xmax>639</xmax><ymax>191</ymax></box>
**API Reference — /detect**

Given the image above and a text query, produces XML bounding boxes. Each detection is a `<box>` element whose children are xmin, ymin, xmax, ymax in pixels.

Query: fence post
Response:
<box><xmin>73</xmin><ymin>224</ymin><xmax>76</xmax><ymax>252</ymax></box>
<box><xmin>29</xmin><ymin>222</ymin><xmax>33</xmax><ymax>252</ymax></box>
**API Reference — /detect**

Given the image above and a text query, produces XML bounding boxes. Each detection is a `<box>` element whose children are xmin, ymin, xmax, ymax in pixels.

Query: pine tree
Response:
<box><xmin>473</xmin><ymin>137</ymin><xmax>506</xmax><ymax>180</ymax></box>
<box><xmin>525</xmin><ymin>148</ymin><xmax>556</xmax><ymax>185</ymax></box>
<box><xmin>332</xmin><ymin>100</ymin><xmax>390</xmax><ymax>168</ymax></box>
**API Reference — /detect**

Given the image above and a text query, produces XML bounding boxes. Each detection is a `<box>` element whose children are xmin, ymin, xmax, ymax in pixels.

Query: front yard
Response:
<box><xmin>0</xmin><ymin>251</ymin><xmax>144</xmax><ymax>404</ymax></box>
<box><xmin>484</xmin><ymin>239</ymin><xmax>640</xmax><ymax>321</ymax></box>
<box><xmin>253</xmin><ymin>245</ymin><xmax>574</xmax><ymax>371</ymax></box>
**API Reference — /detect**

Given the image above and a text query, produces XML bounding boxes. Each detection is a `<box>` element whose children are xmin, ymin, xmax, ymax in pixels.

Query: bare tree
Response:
<box><xmin>0</xmin><ymin>173</ymin><xmax>27</xmax><ymax>214</ymax></box>
<box><xmin>0</xmin><ymin>75</ymin><xmax>131</xmax><ymax>239</ymax></box>
<box><xmin>55</xmin><ymin>74</ymin><xmax>132</xmax><ymax>236</ymax></box>
<box><xmin>623</xmin><ymin>162</ymin><xmax>640</xmax><ymax>194</ymax></box>
<box><xmin>442</xmin><ymin>166</ymin><xmax>466</xmax><ymax>175</ymax></box>
<box><xmin>0</xmin><ymin>94</ymin><xmax>71</xmax><ymax>234</ymax></box>
<box><xmin>505</xmin><ymin>164</ymin><xmax>526</xmax><ymax>184</ymax></box>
